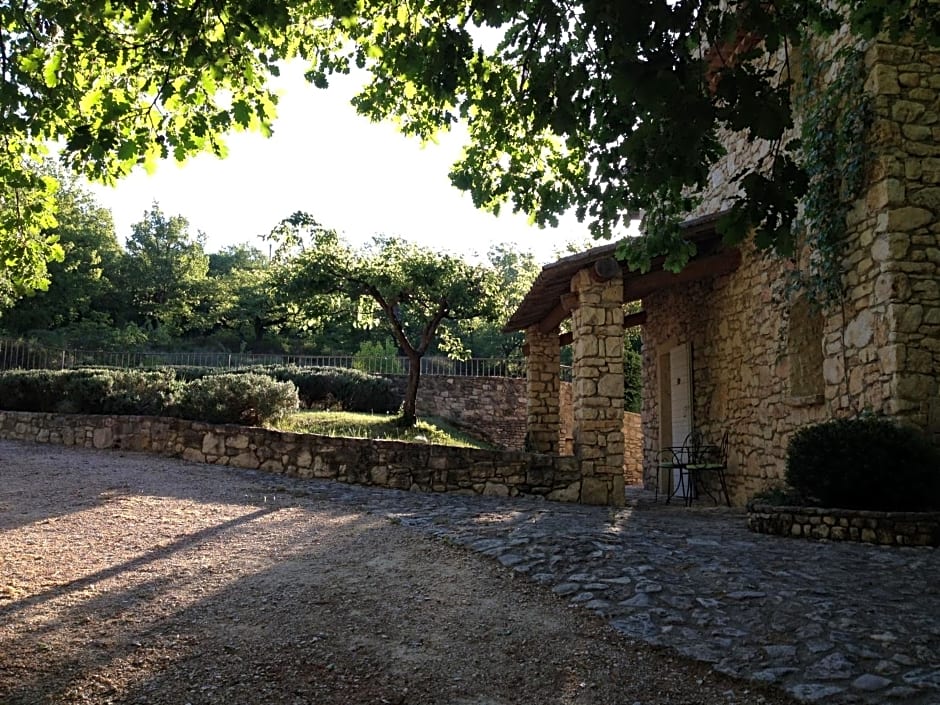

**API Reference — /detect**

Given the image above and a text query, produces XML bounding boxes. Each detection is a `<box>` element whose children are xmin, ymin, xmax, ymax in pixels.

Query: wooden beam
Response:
<box><xmin>537</xmin><ymin>293</ymin><xmax>578</xmax><ymax>334</ymax></box>
<box><xmin>622</xmin><ymin>249</ymin><xmax>741</xmax><ymax>302</ymax></box>
<box><xmin>623</xmin><ymin>310</ymin><xmax>648</xmax><ymax>328</ymax></box>
<box><xmin>591</xmin><ymin>257</ymin><xmax>621</xmax><ymax>282</ymax></box>
<box><xmin>537</xmin><ymin>303</ymin><xmax>568</xmax><ymax>334</ymax></box>
<box><xmin>559</xmin><ymin>331</ymin><xmax>573</xmax><ymax>347</ymax></box>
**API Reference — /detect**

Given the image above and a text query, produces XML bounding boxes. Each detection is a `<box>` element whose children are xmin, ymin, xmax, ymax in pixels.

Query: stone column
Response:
<box><xmin>524</xmin><ymin>325</ymin><xmax>561</xmax><ymax>454</ymax></box>
<box><xmin>570</xmin><ymin>268</ymin><xmax>625</xmax><ymax>507</ymax></box>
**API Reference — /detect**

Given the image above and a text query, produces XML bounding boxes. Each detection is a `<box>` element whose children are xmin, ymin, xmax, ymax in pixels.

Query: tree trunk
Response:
<box><xmin>399</xmin><ymin>353</ymin><xmax>422</xmax><ymax>427</ymax></box>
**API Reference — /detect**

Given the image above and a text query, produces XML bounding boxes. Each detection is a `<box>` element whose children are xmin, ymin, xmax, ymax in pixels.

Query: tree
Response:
<box><xmin>0</xmin><ymin>168</ymin><xmax>120</xmax><ymax>332</ymax></box>
<box><xmin>462</xmin><ymin>243</ymin><xmax>541</xmax><ymax>360</ymax></box>
<box><xmin>2</xmin><ymin>1</ymin><xmax>936</xmax><ymax>293</ymax></box>
<box><xmin>277</xmin><ymin>213</ymin><xmax>501</xmax><ymax>426</ymax></box>
<box><xmin>121</xmin><ymin>203</ymin><xmax>209</xmax><ymax>335</ymax></box>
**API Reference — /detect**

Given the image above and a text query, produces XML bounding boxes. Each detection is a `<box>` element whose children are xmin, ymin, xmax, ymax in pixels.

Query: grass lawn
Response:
<box><xmin>274</xmin><ymin>410</ymin><xmax>494</xmax><ymax>449</ymax></box>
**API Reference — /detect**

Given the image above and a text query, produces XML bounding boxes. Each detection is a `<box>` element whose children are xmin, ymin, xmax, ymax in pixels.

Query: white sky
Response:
<box><xmin>86</xmin><ymin>64</ymin><xmax>613</xmax><ymax>264</ymax></box>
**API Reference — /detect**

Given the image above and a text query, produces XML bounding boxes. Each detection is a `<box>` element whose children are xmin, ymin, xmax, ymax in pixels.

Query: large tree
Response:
<box><xmin>121</xmin><ymin>203</ymin><xmax>209</xmax><ymax>335</ymax></box>
<box><xmin>0</xmin><ymin>169</ymin><xmax>121</xmax><ymax>331</ymax></box>
<box><xmin>276</xmin><ymin>213</ymin><xmax>500</xmax><ymax>426</ymax></box>
<box><xmin>2</xmin><ymin>0</ymin><xmax>936</xmax><ymax>292</ymax></box>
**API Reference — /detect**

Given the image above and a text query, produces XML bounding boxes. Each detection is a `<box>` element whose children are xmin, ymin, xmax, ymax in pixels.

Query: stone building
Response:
<box><xmin>505</xmin><ymin>34</ymin><xmax>940</xmax><ymax>506</ymax></box>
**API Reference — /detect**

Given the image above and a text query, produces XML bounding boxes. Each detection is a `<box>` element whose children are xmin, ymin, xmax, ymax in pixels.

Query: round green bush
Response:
<box><xmin>175</xmin><ymin>373</ymin><xmax>299</xmax><ymax>426</ymax></box>
<box><xmin>785</xmin><ymin>416</ymin><xmax>940</xmax><ymax>511</ymax></box>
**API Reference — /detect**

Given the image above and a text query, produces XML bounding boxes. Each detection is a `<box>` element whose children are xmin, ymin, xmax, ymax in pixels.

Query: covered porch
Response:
<box><xmin>504</xmin><ymin>215</ymin><xmax>740</xmax><ymax>506</ymax></box>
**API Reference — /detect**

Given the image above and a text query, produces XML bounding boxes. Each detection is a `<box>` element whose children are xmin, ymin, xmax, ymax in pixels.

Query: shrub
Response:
<box><xmin>175</xmin><ymin>373</ymin><xmax>299</xmax><ymax>425</ymax></box>
<box><xmin>262</xmin><ymin>365</ymin><xmax>397</xmax><ymax>413</ymax></box>
<box><xmin>785</xmin><ymin>416</ymin><xmax>940</xmax><ymax>511</ymax></box>
<box><xmin>0</xmin><ymin>368</ymin><xmax>182</xmax><ymax>415</ymax></box>
<box><xmin>0</xmin><ymin>369</ymin><xmax>68</xmax><ymax>412</ymax></box>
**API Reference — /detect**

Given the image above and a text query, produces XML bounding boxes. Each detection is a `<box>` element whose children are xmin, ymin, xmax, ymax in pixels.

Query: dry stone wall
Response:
<box><xmin>0</xmin><ymin>411</ymin><xmax>582</xmax><ymax>502</ymax></box>
<box><xmin>747</xmin><ymin>503</ymin><xmax>940</xmax><ymax>546</ymax></box>
<box><xmin>386</xmin><ymin>375</ymin><xmax>528</xmax><ymax>450</ymax></box>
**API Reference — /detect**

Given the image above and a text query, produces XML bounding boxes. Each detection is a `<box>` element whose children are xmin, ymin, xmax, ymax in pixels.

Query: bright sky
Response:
<box><xmin>86</xmin><ymin>64</ymin><xmax>605</xmax><ymax>264</ymax></box>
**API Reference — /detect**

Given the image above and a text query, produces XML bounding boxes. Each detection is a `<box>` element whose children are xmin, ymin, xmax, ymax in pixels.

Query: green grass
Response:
<box><xmin>273</xmin><ymin>410</ymin><xmax>493</xmax><ymax>449</ymax></box>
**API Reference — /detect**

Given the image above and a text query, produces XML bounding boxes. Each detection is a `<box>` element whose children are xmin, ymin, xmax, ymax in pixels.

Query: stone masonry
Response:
<box><xmin>524</xmin><ymin>326</ymin><xmax>562</xmax><ymax>455</ymax></box>
<box><xmin>640</xmin><ymin>35</ymin><xmax>940</xmax><ymax>504</ymax></box>
<box><xmin>0</xmin><ymin>410</ymin><xmax>583</xmax><ymax>502</ymax></box>
<box><xmin>570</xmin><ymin>269</ymin><xmax>626</xmax><ymax>506</ymax></box>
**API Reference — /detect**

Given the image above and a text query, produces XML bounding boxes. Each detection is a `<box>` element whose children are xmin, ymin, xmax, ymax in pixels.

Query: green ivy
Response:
<box><xmin>791</xmin><ymin>44</ymin><xmax>872</xmax><ymax>307</ymax></box>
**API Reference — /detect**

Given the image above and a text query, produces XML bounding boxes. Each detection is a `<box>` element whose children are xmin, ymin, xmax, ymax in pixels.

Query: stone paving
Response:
<box><xmin>257</xmin><ymin>477</ymin><xmax>940</xmax><ymax>705</ymax></box>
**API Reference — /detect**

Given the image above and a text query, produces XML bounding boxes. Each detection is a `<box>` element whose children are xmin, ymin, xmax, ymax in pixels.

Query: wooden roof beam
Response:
<box><xmin>622</xmin><ymin>248</ymin><xmax>741</xmax><ymax>302</ymax></box>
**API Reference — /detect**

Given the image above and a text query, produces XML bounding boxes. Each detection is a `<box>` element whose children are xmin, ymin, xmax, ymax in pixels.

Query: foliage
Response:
<box><xmin>121</xmin><ymin>204</ymin><xmax>209</xmax><ymax>333</ymax></box>
<box><xmin>790</xmin><ymin>45</ymin><xmax>872</xmax><ymax>307</ymax></box>
<box><xmin>263</xmin><ymin>365</ymin><xmax>398</xmax><ymax>413</ymax></box>
<box><xmin>461</xmin><ymin>244</ymin><xmax>542</xmax><ymax>360</ymax></box>
<box><xmin>785</xmin><ymin>417</ymin><xmax>940</xmax><ymax>511</ymax></box>
<box><xmin>163</xmin><ymin>364</ymin><xmax>398</xmax><ymax>413</ymax></box>
<box><xmin>353</xmin><ymin>339</ymin><xmax>404</xmax><ymax>374</ymax></box>
<box><xmin>624</xmin><ymin>348</ymin><xmax>643</xmax><ymax>413</ymax></box>
<box><xmin>276</xmin><ymin>410</ymin><xmax>493</xmax><ymax>449</ymax></box>
<box><xmin>0</xmin><ymin>369</ymin><xmax>68</xmax><ymax>412</ymax></box>
<box><xmin>1</xmin><ymin>168</ymin><xmax>122</xmax><ymax>330</ymax></box>
<box><xmin>275</xmin><ymin>213</ymin><xmax>501</xmax><ymax>425</ymax></box>
<box><xmin>3</xmin><ymin>1</ymin><xmax>937</xmax><ymax>294</ymax></box>
<box><xmin>0</xmin><ymin>368</ymin><xmax>181</xmax><ymax>414</ymax></box>
<box><xmin>175</xmin><ymin>373</ymin><xmax>299</xmax><ymax>426</ymax></box>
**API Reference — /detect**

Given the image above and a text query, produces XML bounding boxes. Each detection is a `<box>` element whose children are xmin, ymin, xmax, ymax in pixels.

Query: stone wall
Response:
<box><xmin>0</xmin><ymin>411</ymin><xmax>582</xmax><ymax>502</ymax></box>
<box><xmin>623</xmin><ymin>412</ymin><xmax>643</xmax><ymax>484</ymax></box>
<box><xmin>640</xmin><ymin>36</ymin><xmax>940</xmax><ymax>504</ymax></box>
<box><xmin>387</xmin><ymin>375</ymin><xmax>528</xmax><ymax>450</ymax></box>
<box><xmin>860</xmin><ymin>41</ymin><xmax>940</xmax><ymax>435</ymax></box>
<box><xmin>640</xmin><ymin>250</ymin><xmax>830</xmax><ymax>504</ymax></box>
<box><xmin>747</xmin><ymin>503</ymin><xmax>940</xmax><ymax>547</ymax></box>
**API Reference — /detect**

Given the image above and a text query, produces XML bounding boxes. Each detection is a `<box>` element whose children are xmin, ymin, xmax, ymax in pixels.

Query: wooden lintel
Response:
<box><xmin>623</xmin><ymin>249</ymin><xmax>741</xmax><ymax>302</ymax></box>
<box><xmin>623</xmin><ymin>310</ymin><xmax>648</xmax><ymax>328</ymax></box>
<box><xmin>559</xmin><ymin>331</ymin><xmax>573</xmax><ymax>347</ymax></box>
<box><xmin>560</xmin><ymin>292</ymin><xmax>580</xmax><ymax>312</ymax></box>
<box><xmin>537</xmin><ymin>303</ymin><xmax>569</xmax><ymax>334</ymax></box>
<box><xmin>591</xmin><ymin>257</ymin><xmax>621</xmax><ymax>282</ymax></box>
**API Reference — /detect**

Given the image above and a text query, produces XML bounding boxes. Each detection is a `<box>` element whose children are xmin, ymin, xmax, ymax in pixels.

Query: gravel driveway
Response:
<box><xmin>0</xmin><ymin>440</ymin><xmax>799</xmax><ymax>705</ymax></box>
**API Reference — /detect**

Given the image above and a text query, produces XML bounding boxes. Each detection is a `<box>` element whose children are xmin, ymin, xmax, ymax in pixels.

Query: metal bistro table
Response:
<box><xmin>656</xmin><ymin>430</ymin><xmax>731</xmax><ymax>507</ymax></box>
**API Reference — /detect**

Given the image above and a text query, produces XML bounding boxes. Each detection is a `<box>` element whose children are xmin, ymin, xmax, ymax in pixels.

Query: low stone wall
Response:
<box><xmin>0</xmin><ymin>410</ymin><xmax>582</xmax><ymax>501</ymax></box>
<box><xmin>747</xmin><ymin>503</ymin><xmax>940</xmax><ymax>546</ymax></box>
<box><xmin>387</xmin><ymin>375</ymin><xmax>527</xmax><ymax>450</ymax></box>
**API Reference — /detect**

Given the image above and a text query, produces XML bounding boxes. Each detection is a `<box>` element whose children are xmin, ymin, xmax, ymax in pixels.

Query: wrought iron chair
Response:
<box><xmin>656</xmin><ymin>430</ymin><xmax>704</xmax><ymax>504</ymax></box>
<box><xmin>686</xmin><ymin>430</ymin><xmax>731</xmax><ymax>506</ymax></box>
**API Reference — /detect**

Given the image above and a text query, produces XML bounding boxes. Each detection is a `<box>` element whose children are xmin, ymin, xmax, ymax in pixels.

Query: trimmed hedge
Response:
<box><xmin>786</xmin><ymin>416</ymin><xmax>940</xmax><ymax>512</ymax></box>
<box><xmin>175</xmin><ymin>373</ymin><xmax>299</xmax><ymax>425</ymax></box>
<box><xmin>165</xmin><ymin>364</ymin><xmax>398</xmax><ymax>412</ymax></box>
<box><xmin>0</xmin><ymin>368</ymin><xmax>182</xmax><ymax>415</ymax></box>
<box><xmin>0</xmin><ymin>364</ymin><xmax>397</xmax><ymax>419</ymax></box>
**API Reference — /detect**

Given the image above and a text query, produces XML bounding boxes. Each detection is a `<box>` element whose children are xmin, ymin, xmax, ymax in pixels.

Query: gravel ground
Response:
<box><xmin>0</xmin><ymin>440</ymin><xmax>798</xmax><ymax>704</ymax></box>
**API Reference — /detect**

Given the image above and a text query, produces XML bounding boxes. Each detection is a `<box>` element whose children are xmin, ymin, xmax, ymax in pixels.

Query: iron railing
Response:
<box><xmin>0</xmin><ymin>339</ymin><xmax>527</xmax><ymax>378</ymax></box>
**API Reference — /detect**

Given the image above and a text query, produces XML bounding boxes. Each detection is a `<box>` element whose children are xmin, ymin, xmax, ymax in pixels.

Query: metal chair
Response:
<box><xmin>655</xmin><ymin>430</ymin><xmax>703</xmax><ymax>504</ymax></box>
<box><xmin>686</xmin><ymin>430</ymin><xmax>731</xmax><ymax>506</ymax></box>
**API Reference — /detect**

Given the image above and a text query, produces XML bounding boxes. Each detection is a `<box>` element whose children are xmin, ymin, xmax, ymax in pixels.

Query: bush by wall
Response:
<box><xmin>173</xmin><ymin>373</ymin><xmax>299</xmax><ymax>425</ymax></box>
<box><xmin>786</xmin><ymin>416</ymin><xmax>940</xmax><ymax>511</ymax></box>
<box><xmin>0</xmin><ymin>368</ymin><xmax>182</xmax><ymax>415</ymax></box>
<box><xmin>163</xmin><ymin>364</ymin><xmax>398</xmax><ymax>413</ymax></box>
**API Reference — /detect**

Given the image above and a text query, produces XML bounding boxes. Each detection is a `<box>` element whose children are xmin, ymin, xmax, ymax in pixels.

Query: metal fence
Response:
<box><xmin>0</xmin><ymin>339</ymin><xmax>527</xmax><ymax>378</ymax></box>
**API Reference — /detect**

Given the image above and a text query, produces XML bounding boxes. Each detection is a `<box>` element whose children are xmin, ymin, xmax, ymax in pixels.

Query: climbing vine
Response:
<box><xmin>790</xmin><ymin>43</ymin><xmax>873</xmax><ymax>308</ymax></box>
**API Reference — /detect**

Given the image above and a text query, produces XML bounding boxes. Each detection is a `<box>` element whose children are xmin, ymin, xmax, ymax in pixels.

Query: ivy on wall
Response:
<box><xmin>790</xmin><ymin>44</ymin><xmax>873</xmax><ymax>308</ymax></box>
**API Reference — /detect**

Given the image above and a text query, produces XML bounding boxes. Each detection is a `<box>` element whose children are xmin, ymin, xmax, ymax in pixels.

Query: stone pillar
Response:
<box><xmin>524</xmin><ymin>325</ymin><xmax>561</xmax><ymax>454</ymax></box>
<box><xmin>570</xmin><ymin>268</ymin><xmax>625</xmax><ymax>507</ymax></box>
